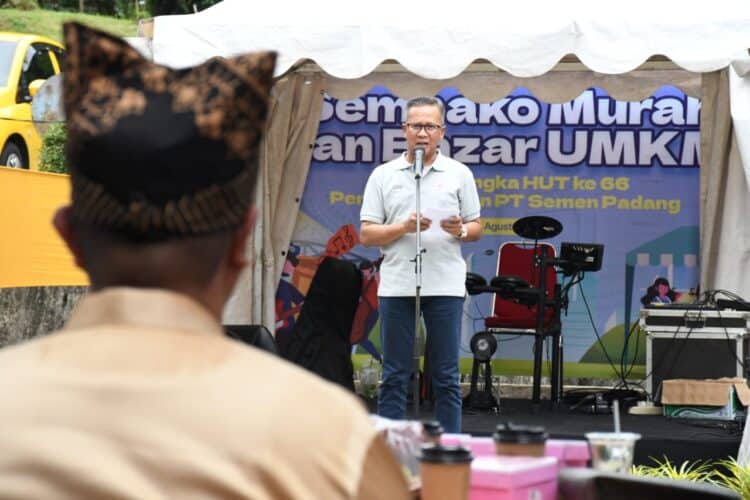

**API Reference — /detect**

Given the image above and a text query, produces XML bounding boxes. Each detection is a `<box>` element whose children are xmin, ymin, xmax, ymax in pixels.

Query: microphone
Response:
<box><xmin>414</xmin><ymin>146</ymin><xmax>425</xmax><ymax>177</ymax></box>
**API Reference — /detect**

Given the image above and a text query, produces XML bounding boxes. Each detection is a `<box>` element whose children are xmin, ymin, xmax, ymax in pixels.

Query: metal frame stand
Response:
<box><xmin>412</xmin><ymin>149</ymin><xmax>425</xmax><ymax>418</ymax></box>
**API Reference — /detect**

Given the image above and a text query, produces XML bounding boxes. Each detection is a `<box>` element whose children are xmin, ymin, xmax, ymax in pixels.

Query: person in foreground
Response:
<box><xmin>0</xmin><ymin>23</ymin><xmax>409</xmax><ymax>500</ymax></box>
<box><xmin>359</xmin><ymin>96</ymin><xmax>482</xmax><ymax>433</ymax></box>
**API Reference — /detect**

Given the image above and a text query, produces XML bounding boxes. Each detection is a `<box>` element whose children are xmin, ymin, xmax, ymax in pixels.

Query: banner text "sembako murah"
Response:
<box><xmin>313</xmin><ymin>90</ymin><xmax>700</xmax><ymax>167</ymax></box>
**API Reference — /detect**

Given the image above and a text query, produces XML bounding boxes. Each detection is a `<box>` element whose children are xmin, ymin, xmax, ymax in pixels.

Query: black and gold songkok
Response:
<box><xmin>62</xmin><ymin>22</ymin><xmax>276</xmax><ymax>240</ymax></box>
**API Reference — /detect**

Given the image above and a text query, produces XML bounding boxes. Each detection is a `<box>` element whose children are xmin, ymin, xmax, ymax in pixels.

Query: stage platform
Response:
<box><xmin>370</xmin><ymin>398</ymin><xmax>744</xmax><ymax>466</ymax></box>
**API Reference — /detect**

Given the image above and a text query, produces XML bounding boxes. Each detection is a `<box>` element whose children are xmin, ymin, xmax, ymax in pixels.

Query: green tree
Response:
<box><xmin>147</xmin><ymin>0</ymin><xmax>219</xmax><ymax>15</ymax></box>
<box><xmin>39</xmin><ymin>123</ymin><xmax>68</xmax><ymax>174</ymax></box>
<box><xmin>1</xmin><ymin>0</ymin><xmax>39</xmax><ymax>9</ymax></box>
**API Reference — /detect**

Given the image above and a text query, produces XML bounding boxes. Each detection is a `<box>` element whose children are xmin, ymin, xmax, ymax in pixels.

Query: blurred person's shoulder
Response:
<box><xmin>223</xmin><ymin>341</ymin><xmax>369</xmax><ymax>419</ymax></box>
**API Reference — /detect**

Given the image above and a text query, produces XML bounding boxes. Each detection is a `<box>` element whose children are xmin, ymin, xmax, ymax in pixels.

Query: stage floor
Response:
<box><xmin>372</xmin><ymin>398</ymin><xmax>744</xmax><ymax>466</ymax></box>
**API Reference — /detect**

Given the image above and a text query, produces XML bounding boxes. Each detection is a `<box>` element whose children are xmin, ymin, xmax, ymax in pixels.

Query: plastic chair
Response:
<box><xmin>483</xmin><ymin>241</ymin><xmax>562</xmax><ymax>403</ymax></box>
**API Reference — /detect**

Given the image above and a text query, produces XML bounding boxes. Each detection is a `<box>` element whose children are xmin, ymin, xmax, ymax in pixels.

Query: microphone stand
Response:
<box><xmin>411</xmin><ymin>147</ymin><xmax>425</xmax><ymax>418</ymax></box>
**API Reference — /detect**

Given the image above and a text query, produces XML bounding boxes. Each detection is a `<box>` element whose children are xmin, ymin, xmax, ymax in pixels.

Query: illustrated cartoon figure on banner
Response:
<box><xmin>275</xmin><ymin>244</ymin><xmax>305</xmax><ymax>343</ymax></box>
<box><xmin>640</xmin><ymin>277</ymin><xmax>680</xmax><ymax>306</ymax></box>
<box><xmin>350</xmin><ymin>256</ymin><xmax>384</xmax><ymax>362</ymax></box>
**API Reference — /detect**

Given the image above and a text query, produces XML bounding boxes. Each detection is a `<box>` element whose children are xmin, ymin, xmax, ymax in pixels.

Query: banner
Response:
<box><xmin>277</xmin><ymin>86</ymin><xmax>700</xmax><ymax>375</ymax></box>
<box><xmin>0</xmin><ymin>167</ymin><xmax>87</xmax><ymax>288</ymax></box>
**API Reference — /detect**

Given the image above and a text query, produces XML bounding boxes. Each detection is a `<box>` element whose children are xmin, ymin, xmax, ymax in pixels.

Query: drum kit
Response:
<box><xmin>466</xmin><ymin>215</ymin><xmax>563</xmax><ymax>302</ymax></box>
<box><xmin>466</xmin><ymin>215</ymin><xmax>603</xmax><ymax>304</ymax></box>
<box><xmin>464</xmin><ymin>215</ymin><xmax>604</xmax><ymax>409</ymax></box>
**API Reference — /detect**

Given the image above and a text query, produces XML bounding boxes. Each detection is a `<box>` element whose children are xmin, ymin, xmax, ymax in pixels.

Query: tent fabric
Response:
<box><xmin>699</xmin><ymin>65</ymin><xmax>750</xmax><ymax>300</ymax></box>
<box><xmin>152</xmin><ymin>0</ymin><xmax>750</xmax><ymax>79</ymax></box>
<box><xmin>700</xmin><ymin>70</ymin><xmax>733</xmax><ymax>295</ymax></box>
<box><xmin>322</xmin><ymin>67</ymin><xmax>703</xmax><ymax>102</ymax></box>
<box><xmin>223</xmin><ymin>72</ymin><xmax>325</xmax><ymax>326</ymax></box>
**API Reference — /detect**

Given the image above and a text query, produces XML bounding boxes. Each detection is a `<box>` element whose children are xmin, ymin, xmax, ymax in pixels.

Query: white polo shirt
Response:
<box><xmin>360</xmin><ymin>152</ymin><xmax>481</xmax><ymax>297</ymax></box>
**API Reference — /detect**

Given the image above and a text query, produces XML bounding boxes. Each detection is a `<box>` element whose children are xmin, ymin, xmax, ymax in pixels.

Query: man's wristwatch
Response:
<box><xmin>458</xmin><ymin>224</ymin><xmax>468</xmax><ymax>240</ymax></box>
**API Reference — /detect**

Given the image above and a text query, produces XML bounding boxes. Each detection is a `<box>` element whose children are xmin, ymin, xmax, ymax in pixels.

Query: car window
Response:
<box><xmin>51</xmin><ymin>47</ymin><xmax>64</xmax><ymax>69</ymax></box>
<box><xmin>17</xmin><ymin>44</ymin><xmax>56</xmax><ymax>102</ymax></box>
<box><xmin>0</xmin><ymin>41</ymin><xmax>17</xmax><ymax>87</ymax></box>
<box><xmin>23</xmin><ymin>44</ymin><xmax>55</xmax><ymax>82</ymax></box>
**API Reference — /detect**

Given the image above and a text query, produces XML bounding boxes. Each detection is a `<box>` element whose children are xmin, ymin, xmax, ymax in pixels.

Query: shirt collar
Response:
<box><xmin>64</xmin><ymin>287</ymin><xmax>224</xmax><ymax>336</ymax></box>
<box><xmin>396</xmin><ymin>150</ymin><xmax>446</xmax><ymax>171</ymax></box>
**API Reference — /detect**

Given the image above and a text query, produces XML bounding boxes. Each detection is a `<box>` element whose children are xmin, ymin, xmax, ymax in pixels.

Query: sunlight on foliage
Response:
<box><xmin>712</xmin><ymin>458</ymin><xmax>750</xmax><ymax>499</ymax></box>
<box><xmin>631</xmin><ymin>456</ymin><xmax>715</xmax><ymax>482</ymax></box>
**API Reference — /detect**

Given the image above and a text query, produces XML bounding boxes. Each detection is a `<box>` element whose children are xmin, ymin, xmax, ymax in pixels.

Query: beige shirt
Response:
<box><xmin>0</xmin><ymin>288</ymin><xmax>409</xmax><ymax>500</ymax></box>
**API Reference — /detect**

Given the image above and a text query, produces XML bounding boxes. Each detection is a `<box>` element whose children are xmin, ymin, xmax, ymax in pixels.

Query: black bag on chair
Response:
<box><xmin>279</xmin><ymin>257</ymin><xmax>362</xmax><ymax>392</ymax></box>
<box><xmin>224</xmin><ymin>325</ymin><xmax>278</xmax><ymax>354</ymax></box>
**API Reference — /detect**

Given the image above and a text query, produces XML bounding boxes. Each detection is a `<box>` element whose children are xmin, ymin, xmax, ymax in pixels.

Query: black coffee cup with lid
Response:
<box><xmin>418</xmin><ymin>444</ymin><xmax>473</xmax><ymax>464</ymax></box>
<box><xmin>421</xmin><ymin>420</ymin><xmax>444</xmax><ymax>445</ymax></box>
<box><xmin>493</xmin><ymin>422</ymin><xmax>548</xmax><ymax>456</ymax></box>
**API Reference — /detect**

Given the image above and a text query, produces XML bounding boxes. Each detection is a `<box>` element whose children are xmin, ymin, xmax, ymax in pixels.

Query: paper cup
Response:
<box><xmin>418</xmin><ymin>445</ymin><xmax>473</xmax><ymax>500</ymax></box>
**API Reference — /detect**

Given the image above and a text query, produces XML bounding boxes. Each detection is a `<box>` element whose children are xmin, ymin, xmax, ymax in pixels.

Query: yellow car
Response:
<box><xmin>0</xmin><ymin>32</ymin><xmax>64</xmax><ymax>169</ymax></box>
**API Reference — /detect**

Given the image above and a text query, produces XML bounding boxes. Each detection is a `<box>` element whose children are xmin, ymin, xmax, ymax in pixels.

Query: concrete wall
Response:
<box><xmin>0</xmin><ymin>286</ymin><xmax>87</xmax><ymax>347</ymax></box>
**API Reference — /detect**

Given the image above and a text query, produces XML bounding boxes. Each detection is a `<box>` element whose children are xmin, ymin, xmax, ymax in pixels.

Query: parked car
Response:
<box><xmin>0</xmin><ymin>32</ymin><xmax>64</xmax><ymax>169</ymax></box>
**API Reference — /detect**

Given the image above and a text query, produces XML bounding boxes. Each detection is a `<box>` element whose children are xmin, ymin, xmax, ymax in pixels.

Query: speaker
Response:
<box><xmin>647</xmin><ymin>334</ymin><xmax>748</xmax><ymax>400</ymax></box>
<box><xmin>470</xmin><ymin>331</ymin><xmax>497</xmax><ymax>362</ymax></box>
<box><xmin>464</xmin><ymin>331</ymin><xmax>499</xmax><ymax>411</ymax></box>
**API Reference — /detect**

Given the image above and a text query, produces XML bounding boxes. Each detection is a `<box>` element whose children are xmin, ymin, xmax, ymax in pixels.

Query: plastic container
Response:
<box><xmin>585</xmin><ymin>432</ymin><xmax>641</xmax><ymax>474</ymax></box>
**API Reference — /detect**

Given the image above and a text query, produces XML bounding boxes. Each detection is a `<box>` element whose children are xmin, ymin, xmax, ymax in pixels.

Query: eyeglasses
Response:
<box><xmin>405</xmin><ymin>123</ymin><xmax>444</xmax><ymax>134</ymax></box>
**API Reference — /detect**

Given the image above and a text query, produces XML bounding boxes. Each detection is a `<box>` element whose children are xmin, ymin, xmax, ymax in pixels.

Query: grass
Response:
<box><xmin>579</xmin><ymin>322</ymin><xmax>647</xmax><ymax>366</ymax></box>
<box><xmin>0</xmin><ymin>8</ymin><xmax>140</xmax><ymax>42</ymax></box>
<box><xmin>351</xmin><ymin>354</ymin><xmax>645</xmax><ymax>379</ymax></box>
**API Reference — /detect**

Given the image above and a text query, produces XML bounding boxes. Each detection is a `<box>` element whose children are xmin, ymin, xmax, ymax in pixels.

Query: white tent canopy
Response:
<box><xmin>154</xmin><ymin>0</ymin><xmax>750</xmax><ymax>78</ymax></box>
<box><xmin>150</xmin><ymin>0</ymin><xmax>750</xmax><ymax>329</ymax></box>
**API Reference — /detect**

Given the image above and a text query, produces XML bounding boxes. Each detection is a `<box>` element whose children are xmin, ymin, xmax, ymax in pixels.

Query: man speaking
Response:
<box><xmin>360</xmin><ymin>96</ymin><xmax>482</xmax><ymax>432</ymax></box>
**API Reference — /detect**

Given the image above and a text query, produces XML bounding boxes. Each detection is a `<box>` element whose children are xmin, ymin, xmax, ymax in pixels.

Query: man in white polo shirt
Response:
<box><xmin>359</xmin><ymin>96</ymin><xmax>482</xmax><ymax>433</ymax></box>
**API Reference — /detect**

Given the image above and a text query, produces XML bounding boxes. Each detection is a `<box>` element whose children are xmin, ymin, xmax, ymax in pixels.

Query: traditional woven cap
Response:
<box><xmin>62</xmin><ymin>22</ymin><xmax>276</xmax><ymax>240</ymax></box>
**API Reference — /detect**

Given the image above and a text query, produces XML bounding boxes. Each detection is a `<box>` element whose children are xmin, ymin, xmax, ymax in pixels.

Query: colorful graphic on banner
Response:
<box><xmin>277</xmin><ymin>86</ymin><xmax>700</xmax><ymax>375</ymax></box>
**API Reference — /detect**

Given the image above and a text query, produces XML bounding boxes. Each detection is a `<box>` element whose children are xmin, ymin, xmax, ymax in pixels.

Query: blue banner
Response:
<box><xmin>277</xmin><ymin>86</ymin><xmax>700</xmax><ymax>374</ymax></box>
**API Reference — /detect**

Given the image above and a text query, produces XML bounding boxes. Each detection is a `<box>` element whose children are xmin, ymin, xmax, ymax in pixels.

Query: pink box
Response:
<box><xmin>470</xmin><ymin>455</ymin><xmax>558</xmax><ymax>500</ymax></box>
<box><xmin>440</xmin><ymin>433</ymin><xmax>472</xmax><ymax>447</ymax></box>
<box><xmin>545</xmin><ymin>439</ymin><xmax>590</xmax><ymax>468</ymax></box>
<box><xmin>466</xmin><ymin>437</ymin><xmax>495</xmax><ymax>457</ymax></box>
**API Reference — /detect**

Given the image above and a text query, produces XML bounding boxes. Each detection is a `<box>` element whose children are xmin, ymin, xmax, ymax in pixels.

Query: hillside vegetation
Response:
<box><xmin>0</xmin><ymin>8</ymin><xmax>140</xmax><ymax>41</ymax></box>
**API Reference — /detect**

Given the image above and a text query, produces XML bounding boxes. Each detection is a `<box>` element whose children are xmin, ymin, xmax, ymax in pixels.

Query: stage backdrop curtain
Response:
<box><xmin>223</xmin><ymin>72</ymin><xmax>325</xmax><ymax>329</ymax></box>
<box><xmin>699</xmin><ymin>68</ymin><xmax>750</xmax><ymax>299</ymax></box>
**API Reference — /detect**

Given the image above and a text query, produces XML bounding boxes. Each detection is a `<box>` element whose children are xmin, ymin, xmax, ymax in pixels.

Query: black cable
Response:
<box><xmin>666</xmin><ymin>417</ymin><xmax>742</xmax><ymax>435</ymax></box>
<box><xmin>645</xmin><ymin>319</ymin><xmax>696</xmax><ymax>402</ymax></box>
<box><xmin>497</xmin><ymin>335</ymin><xmax>523</xmax><ymax>342</ymax></box>
<box><xmin>622</xmin><ymin>326</ymin><xmax>642</xmax><ymax>380</ymax></box>
<box><xmin>716</xmin><ymin>308</ymin><xmax>746</xmax><ymax>375</ymax></box>
<box><xmin>617</xmin><ymin>320</ymin><xmax>641</xmax><ymax>390</ymax></box>
<box><xmin>578</xmin><ymin>281</ymin><xmax>625</xmax><ymax>382</ymax></box>
<box><xmin>712</xmin><ymin>289</ymin><xmax>748</xmax><ymax>304</ymax></box>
